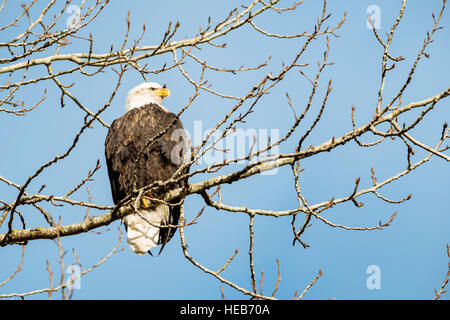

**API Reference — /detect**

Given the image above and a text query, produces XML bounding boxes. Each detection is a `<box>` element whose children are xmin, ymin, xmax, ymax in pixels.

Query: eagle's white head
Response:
<box><xmin>125</xmin><ymin>82</ymin><xmax>171</xmax><ymax>112</ymax></box>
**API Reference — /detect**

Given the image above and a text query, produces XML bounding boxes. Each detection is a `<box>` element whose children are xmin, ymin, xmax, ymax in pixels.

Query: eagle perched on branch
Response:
<box><xmin>105</xmin><ymin>82</ymin><xmax>187</xmax><ymax>255</ymax></box>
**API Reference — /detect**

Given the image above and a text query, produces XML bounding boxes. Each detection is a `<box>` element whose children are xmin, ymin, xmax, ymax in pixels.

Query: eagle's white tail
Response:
<box><xmin>123</xmin><ymin>204</ymin><xmax>169</xmax><ymax>255</ymax></box>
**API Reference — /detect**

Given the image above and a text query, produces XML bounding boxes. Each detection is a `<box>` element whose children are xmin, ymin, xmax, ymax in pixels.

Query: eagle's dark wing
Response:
<box><xmin>105</xmin><ymin>103</ymin><xmax>187</xmax><ymax>251</ymax></box>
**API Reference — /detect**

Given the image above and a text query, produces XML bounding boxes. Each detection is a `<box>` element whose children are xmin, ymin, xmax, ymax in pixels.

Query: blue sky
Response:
<box><xmin>0</xmin><ymin>1</ymin><xmax>449</xmax><ymax>300</ymax></box>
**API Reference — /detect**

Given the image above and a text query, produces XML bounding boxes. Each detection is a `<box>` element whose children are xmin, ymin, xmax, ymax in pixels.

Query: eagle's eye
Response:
<box><xmin>162</xmin><ymin>83</ymin><xmax>167</xmax><ymax>88</ymax></box>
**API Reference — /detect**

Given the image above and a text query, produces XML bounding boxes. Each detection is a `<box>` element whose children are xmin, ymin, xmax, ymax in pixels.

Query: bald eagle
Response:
<box><xmin>105</xmin><ymin>82</ymin><xmax>187</xmax><ymax>255</ymax></box>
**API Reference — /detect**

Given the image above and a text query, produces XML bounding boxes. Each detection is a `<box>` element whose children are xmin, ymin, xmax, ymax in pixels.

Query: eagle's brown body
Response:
<box><xmin>105</xmin><ymin>103</ymin><xmax>186</xmax><ymax>254</ymax></box>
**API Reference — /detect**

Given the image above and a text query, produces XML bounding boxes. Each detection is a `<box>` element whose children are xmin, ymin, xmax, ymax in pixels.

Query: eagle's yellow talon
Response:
<box><xmin>141</xmin><ymin>197</ymin><xmax>150</xmax><ymax>208</ymax></box>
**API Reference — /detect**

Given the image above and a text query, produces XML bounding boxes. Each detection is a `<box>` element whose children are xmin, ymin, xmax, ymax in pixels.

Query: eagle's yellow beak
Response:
<box><xmin>154</xmin><ymin>88</ymin><xmax>171</xmax><ymax>98</ymax></box>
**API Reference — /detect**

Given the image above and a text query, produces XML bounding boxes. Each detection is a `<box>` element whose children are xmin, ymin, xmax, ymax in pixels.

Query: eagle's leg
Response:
<box><xmin>141</xmin><ymin>193</ymin><xmax>156</xmax><ymax>208</ymax></box>
<box><xmin>141</xmin><ymin>197</ymin><xmax>150</xmax><ymax>208</ymax></box>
